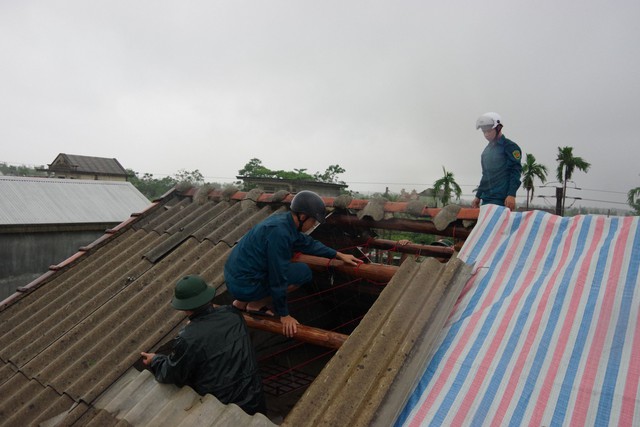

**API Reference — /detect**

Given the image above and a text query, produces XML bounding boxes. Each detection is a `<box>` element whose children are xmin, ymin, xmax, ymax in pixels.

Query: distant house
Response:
<box><xmin>44</xmin><ymin>153</ymin><xmax>130</xmax><ymax>181</ymax></box>
<box><xmin>0</xmin><ymin>176</ymin><xmax>150</xmax><ymax>301</ymax></box>
<box><xmin>238</xmin><ymin>176</ymin><xmax>347</xmax><ymax>197</ymax></box>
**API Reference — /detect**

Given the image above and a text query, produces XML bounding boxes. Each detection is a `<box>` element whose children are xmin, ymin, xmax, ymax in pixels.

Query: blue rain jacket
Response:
<box><xmin>224</xmin><ymin>213</ymin><xmax>337</xmax><ymax>316</ymax></box>
<box><xmin>476</xmin><ymin>135</ymin><xmax>522</xmax><ymax>205</ymax></box>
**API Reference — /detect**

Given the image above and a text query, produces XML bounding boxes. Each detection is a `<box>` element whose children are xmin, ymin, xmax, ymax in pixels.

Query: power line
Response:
<box><xmin>580</xmin><ymin>187</ymin><xmax>629</xmax><ymax>195</ymax></box>
<box><xmin>2</xmin><ymin>158</ymin><xmax>635</xmax><ymax>208</ymax></box>
<box><xmin>577</xmin><ymin>198</ymin><xmax>629</xmax><ymax>206</ymax></box>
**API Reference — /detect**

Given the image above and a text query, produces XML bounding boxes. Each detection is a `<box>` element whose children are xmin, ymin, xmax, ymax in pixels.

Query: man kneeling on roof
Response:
<box><xmin>224</xmin><ymin>190</ymin><xmax>362</xmax><ymax>338</ymax></box>
<box><xmin>140</xmin><ymin>275</ymin><xmax>265</xmax><ymax>415</ymax></box>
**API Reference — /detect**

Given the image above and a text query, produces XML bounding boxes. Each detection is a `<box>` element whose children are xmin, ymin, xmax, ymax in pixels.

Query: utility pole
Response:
<box><xmin>556</xmin><ymin>187</ymin><xmax>563</xmax><ymax>216</ymax></box>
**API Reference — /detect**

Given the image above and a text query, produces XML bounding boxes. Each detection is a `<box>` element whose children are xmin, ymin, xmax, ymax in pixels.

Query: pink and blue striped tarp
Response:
<box><xmin>398</xmin><ymin>205</ymin><xmax>640</xmax><ymax>426</ymax></box>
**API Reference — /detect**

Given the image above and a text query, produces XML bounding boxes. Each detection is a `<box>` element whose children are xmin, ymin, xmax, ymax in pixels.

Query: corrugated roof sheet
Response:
<box><xmin>0</xmin><ymin>187</ymin><xmax>476</xmax><ymax>426</ymax></box>
<box><xmin>283</xmin><ymin>257</ymin><xmax>472</xmax><ymax>427</ymax></box>
<box><xmin>83</xmin><ymin>368</ymin><xmax>274</xmax><ymax>426</ymax></box>
<box><xmin>0</xmin><ymin>192</ymin><xmax>288</xmax><ymax>426</ymax></box>
<box><xmin>0</xmin><ymin>176</ymin><xmax>150</xmax><ymax>225</ymax></box>
<box><xmin>399</xmin><ymin>205</ymin><xmax>640</xmax><ymax>426</ymax></box>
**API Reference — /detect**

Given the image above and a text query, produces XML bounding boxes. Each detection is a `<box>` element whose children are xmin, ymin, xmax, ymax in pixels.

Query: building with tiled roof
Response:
<box><xmin>45</xmin><ymin>153</ymin><xmax>130</xmax><ymax>181</ymax></box>
<box><xmin>237</xmin><ymin>176</ymin><xmax>348</xmax><ymax>197</ymax></box>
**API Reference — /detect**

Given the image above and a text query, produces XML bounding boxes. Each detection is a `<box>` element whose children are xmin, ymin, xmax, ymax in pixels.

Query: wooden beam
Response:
<box><xmin>294</xmin><ymin>254</ymin><xmax>398</xmax><ymax>283</ymax></box>
<box><xmin>215</xmin><ymin>305</ymin><xmax>348</xmax><ymax>349</ymax></box>
<box><xmin>326</xmin><ymin>215</ymin><xmax>471</xmax><ymax>239</ymax></box>
<box><xmin>365</xmin><ymin>238</ymin><xmax>454</xmax><ymax>259</ymax></box>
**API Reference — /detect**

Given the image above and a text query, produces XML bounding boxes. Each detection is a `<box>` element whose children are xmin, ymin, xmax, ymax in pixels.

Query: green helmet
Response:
<box><xmin>171</xmin><ymin>275</ymin><xmax>216</xmax><ymax>310</ymax></box>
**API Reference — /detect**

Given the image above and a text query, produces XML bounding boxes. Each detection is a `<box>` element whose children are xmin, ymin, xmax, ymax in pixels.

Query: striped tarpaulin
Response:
<box><xmin>398</xmin><ymin>205</ymin><xmax>640</xmax><ymax>426</ymax></box>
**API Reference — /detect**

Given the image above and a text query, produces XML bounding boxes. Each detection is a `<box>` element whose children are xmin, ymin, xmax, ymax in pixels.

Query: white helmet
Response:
<box><xmin>476</xmin><ymin>112</ymin><xmax>502</xmax><ymax>131</ymax></box>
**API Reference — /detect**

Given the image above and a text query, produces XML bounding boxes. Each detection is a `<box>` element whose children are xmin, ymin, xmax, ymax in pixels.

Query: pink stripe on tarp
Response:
<box><xmin>490</xmin><ymin>214</ymin><xmax>582</xmax><ymax>425</ymax></box>
<box><xmin>530</xmin><ymin>216</ymin><xmax>606</xmax><ymax>425</ymax></box>
<box><xmin>449</xmin><ymin>211</ymin><xmax>541</xmax><ymax>425</ymax></box>
<box><xmin>569</xmin><ymin>218</ymin><xmax>632</xmax><ymax>426</ymax></box>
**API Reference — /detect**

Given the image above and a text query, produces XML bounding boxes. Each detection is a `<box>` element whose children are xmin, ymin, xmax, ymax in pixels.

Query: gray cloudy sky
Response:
<box><xmin>2</xmin><ymin>0</ymin><xmax>639</xmax><ymax>210</ymax></box>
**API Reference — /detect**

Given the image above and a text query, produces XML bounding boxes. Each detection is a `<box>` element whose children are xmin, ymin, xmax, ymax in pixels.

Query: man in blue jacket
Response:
<box><xmin>224</xmin><ymin>190</ymin><xmax>361</xmax><ymax>338</ymax></box>
<box><xmin>471</xmin><ymin>112</ymin><xmax>522</xmax><ymax>210</ymax></box>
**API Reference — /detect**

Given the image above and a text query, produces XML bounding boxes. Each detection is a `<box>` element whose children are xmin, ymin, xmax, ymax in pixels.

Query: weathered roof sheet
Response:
<box><xmin>0</xmin><ymin>176</ymin><xmax>150</xmax><ymax>225</ymax></box>
<box><xmin>0</xmin><ymin>191</ymin><xmax>289</xmax><ymax>426</ymax></box>
<box><xmin>399</xmin><ymin>205</ymin><xmax>640</xmax><ymax>426</ymax></box>
<box><xmin>87</xmin><ymin>368</ymin><xmax>274</xmax><ymax>426</ymax></box>
<box><xmin>283</xmin><ymin>257</ymin><xmax>472</xmax><ymax>427</ymax></box>
<box><xmin>0</xmin><ymin>187</ymin><xmax>476</xmax><ymax>426</ymax></box>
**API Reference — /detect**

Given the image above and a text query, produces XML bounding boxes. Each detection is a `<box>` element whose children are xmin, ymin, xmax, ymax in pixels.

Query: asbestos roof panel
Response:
<box><xmin>0</xmin><ymin>187</ymin><xmax>476</xmax><ymax>426</ymax></box>
<box><xmin>283</xmin><ymin>256</ymin><xmax>472</xmax><ymax>427</ymax></box>
<box><xmin>0</xmin><ymin>176</ymin><xmax>150</xmax><ymax>225</ymax></box>
<box><xmin>398</xmin><ymin>205</ymin><xmax>640</xmax><ymax>426</ymax></box>
<box><xmin>0</xmin><ymin>366</ymin><xmax>76</xmax><ymax>427</ymax></box>
<box><xmin>0</xmin><ymin>193</ymin><xmax>283</xmax><ymax>426</ymax></box>
<box><xmin>91</xmin><ymin>368</ymin><xmax>274</xmax><ymax>426</ymax></box>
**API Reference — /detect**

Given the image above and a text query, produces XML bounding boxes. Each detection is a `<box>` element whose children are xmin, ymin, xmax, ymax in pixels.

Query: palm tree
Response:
<box><xmin>556</xmin><ymin>146</ymin><xmax>591</xmax><ymax>216</ymax></box>
<box><xmin>432</xmin><ymin>166</ymin><xmax>462</xmax><ymax>207</ymax></box>
<box><xmin>521</xmin><ymin>154</ymin><xmax>548</xmax><ymax>211</ymax></box>
<box><xmin>628</xmin><ymin>187</ymin><xmax>640</xmax><ymax>215</ymax></box>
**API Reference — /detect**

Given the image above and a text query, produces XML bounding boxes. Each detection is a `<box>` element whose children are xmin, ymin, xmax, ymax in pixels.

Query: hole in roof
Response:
<box><xmin>210</xmin><ymin>220</ymin><xmax>457</xmax><ymax>420</ymax></box>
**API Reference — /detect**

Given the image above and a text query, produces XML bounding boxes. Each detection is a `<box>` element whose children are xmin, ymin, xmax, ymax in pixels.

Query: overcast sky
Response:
<box><xmin>2</xmin><ymin>1</ymin><xmax>639</xmax><ymax>210</ymax></box>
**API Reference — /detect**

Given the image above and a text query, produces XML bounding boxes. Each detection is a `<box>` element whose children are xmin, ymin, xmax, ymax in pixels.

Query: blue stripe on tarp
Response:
<box><xmin>550</xmin><ymin>218</ymin><xmax>619</xmax><ymax>426</ymax></box>
<box><xmin>595</xmin><ymin>220</ymin><xmax>640</xmax><ymax>426</ymax></box>
<box><xmin>395</xmin><ymin>208</ymin><xmax>515</xmax><ymax>426</ymax></box>
<box><xmin>509</xmin><ymin>216</ymin><xmax>593</xmax><ymax>425</ymax></box>
<box><xmin>469</xmin><ymin>211</ymin><xmax>550</xmax><ymax>425</ymax></box>
<box><xmin>425</xmin><ymin>214</ymin><xmax>527</xmax><ymax>426</ymax></box>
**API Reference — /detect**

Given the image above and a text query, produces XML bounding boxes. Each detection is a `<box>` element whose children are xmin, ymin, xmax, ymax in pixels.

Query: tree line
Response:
<box><xmin>2</xmin><ymin>152</ymin><xmax>639</xmax><ymax>215</ymax></box>
<box><xmin>426</xmin><ymin>146</ymin><xmax>640</xmax><ymax>216</ymax></box>
<box><xmin>127</xmin><ymin>159</ymin><xmax>349</xmax><ymax>199</ymax></box>
<box><xmin>238</xmin><ymin>158</ymin><xmax>346</xmax><ymax>184</ymax></box>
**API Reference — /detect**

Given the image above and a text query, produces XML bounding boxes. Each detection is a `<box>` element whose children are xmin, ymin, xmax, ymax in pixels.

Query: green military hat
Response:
<box><xmin>171</xmin><ymin>275</ymin><xmax>216</xmax><ymax>310</ymax></box>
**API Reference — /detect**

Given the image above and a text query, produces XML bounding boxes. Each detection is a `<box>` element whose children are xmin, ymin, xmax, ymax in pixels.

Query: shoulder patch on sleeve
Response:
<box><xmin>512</xmin><ymin>150</ymin><xmax>521</xmax><ymax>160</ymax></box>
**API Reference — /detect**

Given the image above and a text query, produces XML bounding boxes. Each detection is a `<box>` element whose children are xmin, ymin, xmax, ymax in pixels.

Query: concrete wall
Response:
<box><xmin>0</xmin><ymin>229</ymin><xmax>107</xmax><ymax>301</ymax></box>
<box><xmin>53</xmin><ymin>173</ymin><xmax>128</xmax><ymax>181</ymax></box>
<box><xmin>240</xmin><ymin>178</ymin><xmax>346</xmax><ymax>197</ymax></box>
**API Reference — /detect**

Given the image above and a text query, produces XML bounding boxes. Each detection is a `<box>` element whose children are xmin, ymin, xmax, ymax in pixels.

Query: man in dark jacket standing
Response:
<box><xmin>140</xmin><ymin>275</ymin><xmax>265</xmax><ymax>415</ymax></box>
<box><xmin>472</xmin><ymin>112</ymin><xmax>522</xmax><ymax>210</ymax></box>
